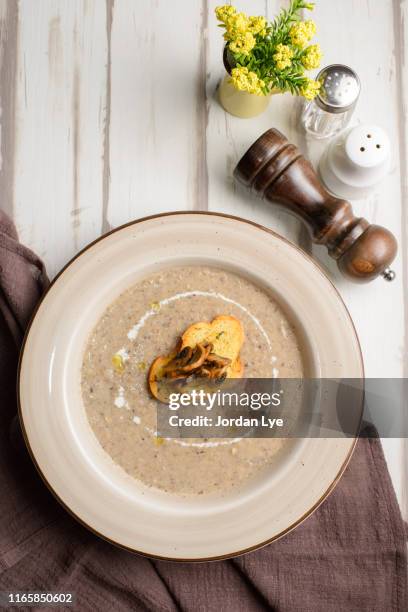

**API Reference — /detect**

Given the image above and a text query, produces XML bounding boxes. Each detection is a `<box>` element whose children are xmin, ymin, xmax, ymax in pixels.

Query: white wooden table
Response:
<box><xmin>1</xmin><ymin>0</ymin><xmax>406</xmax><ymax>518</ymax></box>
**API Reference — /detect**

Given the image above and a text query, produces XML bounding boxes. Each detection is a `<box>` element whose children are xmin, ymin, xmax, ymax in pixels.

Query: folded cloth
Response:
<box><xmin>0</xmin><ymin>210</ymin><xmax>406</xmax><ymax>612</ymax></box>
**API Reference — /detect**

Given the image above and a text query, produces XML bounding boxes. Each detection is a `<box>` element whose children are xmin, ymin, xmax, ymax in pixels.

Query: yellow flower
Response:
<box><xmin>219</xmin><ymin>10</ymin><xmax>259</xmax><ymax>55</ymax></box>
<box><xmin>229</xmin><ymin>31</ymin><xmax>256</xmax><ymax>55</ymax></box>
<box><xmin>301</xmin><ymin>44</ymin><xmax>322</xmax><ymax>70</ymax></box>
<box><xmin>304</xmin><ymin>20</ymin><xmax>317</xmax><ymax>38</ymax></box>
<box><xmin>215</xmin><ymin>5</ymin><xmax>236</xmax><ymax>24</ymax></box>
<box><xmin>301</xmin><ymin>78</ymin><xmax>320</xmax><ymax>100</ymax></box>
<box><xmin>273</xmin><ymin>43</ymin><xmax>294</xmax><ymax>71</ymax></box>
<box><xmin>230</xmin><ymin>66</ymin><xmax>265</xmax><ymax>95</ymax></box>
<box><xmin>247</xmin><ymin>15</ymin><xmax>267</xmax><ymax>37</ymax></box>
<box><xmin>223</xmin><ymin>12</ymin><xmax>248</xmax><ymax>37</ymax></box>
<box><xmin>217</xmin><ymin>8</ymin><xmax>266</xmax><ymax>56</ymax></box>
<box><xmin>230</xmin><ymin>66</ymin><xmax>250</xmax><ymax>90</ymax></box>
<box><xmin>289</xmin><ymin>20</ymin><xmax>316</xmax><ymax>47</ymax></box>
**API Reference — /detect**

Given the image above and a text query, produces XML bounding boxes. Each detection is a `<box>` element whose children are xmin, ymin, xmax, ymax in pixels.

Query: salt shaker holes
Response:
<box><xmin>319</xmin><ymin>123</ymin><xmax>391</xmax><ymax>199</ymax></box>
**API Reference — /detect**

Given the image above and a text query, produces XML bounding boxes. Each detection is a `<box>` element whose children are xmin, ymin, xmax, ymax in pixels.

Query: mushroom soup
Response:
<box><xmin>81</xmin><ymin>266</ymin><xmax>304</xmax><ymax>496</ymax></box>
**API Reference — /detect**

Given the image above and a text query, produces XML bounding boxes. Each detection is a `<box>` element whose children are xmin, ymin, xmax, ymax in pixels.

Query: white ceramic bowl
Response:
<box><xmin>18</xmin><ymin>212</ymin><xmax>363</xmax><ymax>561</ymax></box>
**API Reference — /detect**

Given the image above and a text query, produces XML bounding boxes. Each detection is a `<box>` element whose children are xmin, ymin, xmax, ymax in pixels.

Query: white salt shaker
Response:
<box><xmin>318</xmin><ymin>124</ymin><xmax>391</xmax><ymax>200</ymax></box>
<box><xmin>301</xmin><ymin>65</ymin><xmax>360</xmax><ymax>139</ymax></box>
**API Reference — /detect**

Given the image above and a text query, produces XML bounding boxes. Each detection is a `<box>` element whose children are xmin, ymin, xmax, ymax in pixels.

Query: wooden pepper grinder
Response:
<box><xmin>234</xmin><ymin>129</ymin><xmax>397</xmax><ymax>282</ymax></box>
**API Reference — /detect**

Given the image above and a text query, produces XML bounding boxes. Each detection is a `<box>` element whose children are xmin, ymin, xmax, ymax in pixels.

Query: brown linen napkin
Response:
<box><xmin>0</xmin><ymin>209</ymin><xmax>406</xmax><ymax>612</ymax></box>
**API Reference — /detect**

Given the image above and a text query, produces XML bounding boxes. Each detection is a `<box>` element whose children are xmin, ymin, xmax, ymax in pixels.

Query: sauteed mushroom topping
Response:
<box><xmin>180</xmin><ymin>342</ymin><xmax>212</xmax><ymax>372</ymax></box>
<box><xmin>148</xmin><ymin>315</ymin><xmax>245</xmax><ymax>402</ymax></box>
<box><xmin>161</xmin><ymin>342</ymin><xmax>231</xmax><ymax>381</ymax></box>
<box><xmin>164</xmin><ymin>345</ymin><xmax>193</xmax><ymax>371</ymax></box>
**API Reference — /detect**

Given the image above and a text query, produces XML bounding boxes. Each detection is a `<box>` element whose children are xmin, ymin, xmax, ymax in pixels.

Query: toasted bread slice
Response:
<box><xmin>181</xmin><ymin>315</ymin><xmax>244</xmax><ymax>364</ymax></box>
<box><xmin>148</xmin><ymin>315</ymin><xmax>244</xmax><ymax>400</ymax></box>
